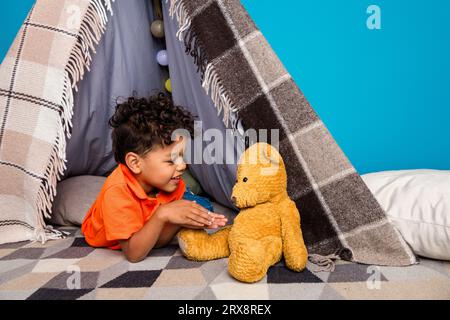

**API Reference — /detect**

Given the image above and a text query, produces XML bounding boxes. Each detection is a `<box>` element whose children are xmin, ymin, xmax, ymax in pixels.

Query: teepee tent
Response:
<box><xmin>0</xmin><ymin>0</ymin><xmax>417</xmax><ymax>267</ymax></box>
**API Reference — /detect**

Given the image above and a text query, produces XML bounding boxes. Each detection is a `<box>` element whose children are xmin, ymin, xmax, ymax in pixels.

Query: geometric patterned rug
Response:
<box><xmin>0</xmin><ymin>227</ymin><xmax>449</xmax><ymax>300</ymax></box>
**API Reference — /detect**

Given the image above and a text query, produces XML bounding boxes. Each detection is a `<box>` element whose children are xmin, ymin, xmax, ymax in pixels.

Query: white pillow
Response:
<box><xmin>361</xmin><ymin>170</ymin><xmax>450</xmax><ymax>260</ymax></box>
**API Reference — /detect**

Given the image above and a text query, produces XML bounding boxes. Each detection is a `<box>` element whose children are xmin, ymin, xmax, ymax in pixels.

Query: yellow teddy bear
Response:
<box><xmin>177</xmin><ymin>142</ymin><xmax>308</xmax><ymax>283</ymax></box>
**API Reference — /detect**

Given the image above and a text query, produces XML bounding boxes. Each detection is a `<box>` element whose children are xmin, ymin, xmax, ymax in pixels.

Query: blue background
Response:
<box><xmin>1</xmin><ymin>0</ymin><xmax>449</xmax><ymax>174</ymax></box>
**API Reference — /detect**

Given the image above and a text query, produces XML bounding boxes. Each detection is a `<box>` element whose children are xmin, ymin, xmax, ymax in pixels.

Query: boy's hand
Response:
<box><xmin>156</xmin><ymin>200</ymin><xmax>228</xmax><ymax>229</ymax></box>
<box><xmin>205</xmin><ymin>211</ymin><xmax>228</xmax><ymax>229</ymax></box>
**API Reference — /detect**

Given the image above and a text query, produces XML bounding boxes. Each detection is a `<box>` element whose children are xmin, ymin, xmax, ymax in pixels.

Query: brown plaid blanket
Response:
<box><xmin>166</xmin><ymin>0</ymin><xmax>417</xmax><ymax>266</ymax></box>
<box><xmin>0</xmin><ymin>0</ymin><xmax>114</xmax><ymax>244</ymax></box>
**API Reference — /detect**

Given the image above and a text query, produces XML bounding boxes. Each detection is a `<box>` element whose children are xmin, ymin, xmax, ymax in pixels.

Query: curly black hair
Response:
<box><xmin>109</xmin><ymin>92</ymin><xmax>196</xmax><ymax>164</ymax></box>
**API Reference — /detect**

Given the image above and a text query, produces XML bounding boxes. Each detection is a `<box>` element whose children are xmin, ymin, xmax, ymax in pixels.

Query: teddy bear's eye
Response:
<box><xmin>243</xmin><ymin>177</ymin><xmax>248</xmax><ymax>182</ymax></box>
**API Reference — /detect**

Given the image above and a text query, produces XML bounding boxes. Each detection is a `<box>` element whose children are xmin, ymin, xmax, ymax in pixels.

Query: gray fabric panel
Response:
<box><xmin>64</xmin><ymin>0</ymin><xmax>167</xmax><ymax>178</ymax></box>
<box><xmin>163</xmin><ymin>1</ymin><xmax>242</xmax><ymax>211</ymax></box>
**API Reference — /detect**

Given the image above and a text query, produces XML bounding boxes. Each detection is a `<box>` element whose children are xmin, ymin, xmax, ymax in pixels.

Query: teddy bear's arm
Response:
<box><xmin>279</xmin><ymin>201</ymin><xmax>308</xmax><ymax>272</ymax></box>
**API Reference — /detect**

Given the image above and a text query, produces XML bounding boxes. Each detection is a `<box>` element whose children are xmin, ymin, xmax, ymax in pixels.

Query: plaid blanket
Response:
<box><xmin>166</xmin><ymin>0</ymin><xmax>417</xmax><ymax>266</ymax></box>
<box><xmin>0</xmin><ymin>0</ymin><xmax>114</xmax><ymax>244</ymax></box>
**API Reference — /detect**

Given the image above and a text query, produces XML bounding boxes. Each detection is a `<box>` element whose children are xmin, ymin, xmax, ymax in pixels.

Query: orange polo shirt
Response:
<box><xmin>81</xmin><ymin>163</ymin><xmax>186</xmax><ymax>250</ymax></box>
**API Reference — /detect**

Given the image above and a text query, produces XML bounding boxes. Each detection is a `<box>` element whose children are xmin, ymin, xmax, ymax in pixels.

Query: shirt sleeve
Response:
<box><xmin>101</xmin><ymin>185</ymin><xmax>144</xmax><ymax>242</ymax></box>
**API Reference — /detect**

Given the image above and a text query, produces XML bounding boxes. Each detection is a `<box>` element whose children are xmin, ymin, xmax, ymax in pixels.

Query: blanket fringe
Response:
<box><xmin>67</xmin><ymin>0</ymin><xmax>114</xmax><ymax>91</ymax></box>
<box><xmin>167</xmin><ymin>0</ymin><xmax>191</xmax><ymax>41</ymax></box>
<box><xmin>33</xmin><ymin>0</ymin><xmax>115</xmax><ymax>244</ymax></box>
<box><xmin>308</xmin><ymin>253</ymin><xmax>341</xmax><ymax>273</ymax></box>
<box><xmin>32</xmin><ymin>225</ymin><xmax>70</xmax><ymax>245</ymax></box>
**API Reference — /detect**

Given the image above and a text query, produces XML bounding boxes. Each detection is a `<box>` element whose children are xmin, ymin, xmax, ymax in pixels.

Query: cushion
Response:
<box><xmin>361</xmin><ymin>170</ymin><xmax>450</xmax><ymax>260</ymax></box>
<box><xmin>49</xmin><ymin>175</ymin><xmax>107</xmax><ymax>226</ymax></box>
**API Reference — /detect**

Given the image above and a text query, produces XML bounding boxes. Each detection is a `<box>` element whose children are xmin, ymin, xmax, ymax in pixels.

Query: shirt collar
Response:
<box><xmin>119</xmin><ymin>163</ymin><xmax>150</xmax><ymax>200</ymax></box>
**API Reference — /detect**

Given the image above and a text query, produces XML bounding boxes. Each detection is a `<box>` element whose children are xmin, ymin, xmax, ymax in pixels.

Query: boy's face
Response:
<box><xmin>130</xmin><ymin>136</ymin><xmax>187</xmax><ymax>195</ymax></box>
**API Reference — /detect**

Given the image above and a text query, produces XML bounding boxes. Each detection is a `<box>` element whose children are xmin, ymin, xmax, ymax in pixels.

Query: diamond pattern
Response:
<box><xmin>27</xmin><ymin>288</ymin><xmax>94</xmax><ymax>300</ymax></box>
<box><xmin>267</xmin><ymin>267</ymin><xmax>324</xmax><ymax>283</ymax></box>
<box><xmin>101</xmin><ymin>270</ymin><xmax>162</xmax><ymax>288</ymax></box>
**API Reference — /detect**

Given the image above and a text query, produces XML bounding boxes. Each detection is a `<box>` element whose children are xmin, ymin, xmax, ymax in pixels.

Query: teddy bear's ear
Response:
<box><xmin>259</xmin><ymin>143</ymin><xmax>280</xmax><ymax>166</ymax></box>
<box><xmin>242</xmin><ymin>142</ymin><xmax>281</xmax><ymax>167</ymax></box>
<box><xmin>258</xmin><ymin>143</ymin><xmax>283</xmax><ymax>177</ymax></box>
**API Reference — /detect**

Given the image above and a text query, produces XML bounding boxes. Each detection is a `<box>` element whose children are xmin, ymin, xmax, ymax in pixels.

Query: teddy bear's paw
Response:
<box><xmin>177</xmin><ymin>229</ymin><xmax>208</xmax><ymax>261</ymax></box>
<box><xmin>177</xmin><ymin>227</ymin><xmax>231</xmax><ymax>261</ymax></box>
<box><xmin>285</xmin><ymin>254</ymin><xmax>308</xmax><ymax>272</ymax></box>
<box><xmin>228</xmin><ymin>239</ymin><xmax>270</xmax><ymax>283</ymax></box>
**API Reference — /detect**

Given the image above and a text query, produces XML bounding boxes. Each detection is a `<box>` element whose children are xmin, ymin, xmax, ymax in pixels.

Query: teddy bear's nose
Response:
<box><xmin>231</xmin><ymin>196</ymin><xmax>237</xmax><ymax>204</ymax></box>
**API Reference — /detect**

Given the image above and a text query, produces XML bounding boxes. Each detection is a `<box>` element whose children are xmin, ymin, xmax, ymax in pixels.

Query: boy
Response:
<box><xmin>82</xmin><ymin>93</ymin><xmax>227</xmax><ymax>263</ymax></box>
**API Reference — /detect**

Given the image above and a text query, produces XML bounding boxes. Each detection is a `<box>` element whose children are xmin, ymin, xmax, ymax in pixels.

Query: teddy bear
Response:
<box><xmin>177</xmin><ymin>142</ymin><xmax>308</xmax><ymax>283</ymax></box>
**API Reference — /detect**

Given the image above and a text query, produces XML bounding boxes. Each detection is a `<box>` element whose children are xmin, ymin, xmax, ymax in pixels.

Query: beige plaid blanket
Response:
<box><xmin>0</xmin><ymin>0</ymin><xmax>114</xmax><ymax>244</ymax></box>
